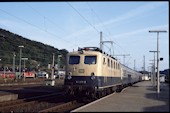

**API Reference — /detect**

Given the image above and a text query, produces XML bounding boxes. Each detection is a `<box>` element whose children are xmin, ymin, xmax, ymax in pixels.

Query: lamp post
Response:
<box><xmin>13</xmin><ymin>52</ymin><xmax>16</xmax><ymax>73</ymax></box>
<box><xmin>149</xmin><ymin>30</ymin><xmax>167</xmax><ymax>94</ymax></box>
<box><xmin>21</xmin><ymin>57</ymin><xmax>28</xmax><ymax>81</ymax></box>
<box><xmin>18</xmin><ymin>45</ymin><xmax>24</xmax><ymax>79</ymax></box>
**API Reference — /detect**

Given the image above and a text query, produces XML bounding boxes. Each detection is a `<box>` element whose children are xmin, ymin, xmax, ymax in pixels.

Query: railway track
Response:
<box><xmin>0</xmin><ymin>92</ymin><xmax>64</xmax><ymax>112</ymax></box>
<box><xmin>0</xmin><ymin>92</ymin><xmax>94</xmax><ymax>112</ymax></box>
<box><xmin>0</xmin><ymin>84</ymin><xmax>129</xmax><ymax>112</ymax></box>
<box><xmin>39</xmin><ymin>100</ymin><xmax>84</xmax><ymax>112</ymax></box>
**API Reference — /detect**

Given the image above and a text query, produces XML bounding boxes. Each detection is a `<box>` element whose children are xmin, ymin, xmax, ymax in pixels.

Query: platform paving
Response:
<box><xmin>72</xmin><ymin>81</ymin><xmax>169</xmax><ymax>112</ymax></box>
<box><xmin>0</xmin><ymin>91</ymin><xmax>18</xmax><ymax>102</ymax></box>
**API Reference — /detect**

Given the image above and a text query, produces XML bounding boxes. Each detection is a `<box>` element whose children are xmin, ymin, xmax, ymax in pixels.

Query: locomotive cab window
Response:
<box><xmin>69</xmin><ymin>56</ymin><xmax>80</xmax><ymax>64</ymax></box>
<box><xmin>84</xmin><ymin>56</ymin><xmax>97</xmax><ymax>64</ymax></box>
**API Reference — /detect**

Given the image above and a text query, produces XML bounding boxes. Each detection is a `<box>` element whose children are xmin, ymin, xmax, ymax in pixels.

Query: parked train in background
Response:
<box><xmin>64</xmin><ymin>47</ymin><xmax>144</xmax><ymax>99</ymax></box>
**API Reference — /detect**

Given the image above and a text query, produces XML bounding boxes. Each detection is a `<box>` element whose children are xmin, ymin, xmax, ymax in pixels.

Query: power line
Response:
<box><xmin>86</xmin><ymin>2</ymin><xmax>111</xmax><ymax>40</ymax></box>
<box><xmin>24</xmin><ymin>3</ymin><xmax>47</xmax><ymax>31</ymax></box>
<box><xmin>0</xmin><ymin>8</ymin><xmax>77</xmax><ymax>48</ymax></box>
<box><xmin>85</xmin><ymin>2</ymin><xmax>132</xmax><ymax>60</ymax></box>
<box><xmin>68</xmin><ymin>2</ymin><xmax>124</xmax><ymax>55</ymax></box>
<box><xmin>66</xmin><ymin>2</ymin><xmax>100</xmax><ymax>34</ymax></box>
<box><xmin>24</xmin><ymin>2</ymin><xmax>81</xmax><ymax>48</ymax></box>
<box><xmin>24</xmin><ymin>3</ymin><xmax>67</xmax><ymax>33</ymax></box>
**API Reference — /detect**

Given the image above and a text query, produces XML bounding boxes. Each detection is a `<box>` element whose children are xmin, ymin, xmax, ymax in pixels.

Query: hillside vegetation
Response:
<box><xmin>0</xmin><ymin>28</ymin><xmax>68</xmax><ymax>71</ymax></box>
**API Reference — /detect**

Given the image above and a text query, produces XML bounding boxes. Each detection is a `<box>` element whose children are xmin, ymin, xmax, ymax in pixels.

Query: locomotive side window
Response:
<box><xmin>103</xmin><ymin>58</ymin><xmax>105</xmax><ymax>64</ymax></box>
<box><xmin>69</xmin><ymin>56</ymin><xmax>80</xmax><ymax>64</ymax></box>
<box><xmin>111</xmin><ymin>60</ymin><xmax>113</xmax><ymax>68</ymax></box>
<box><xmin>114</xmin><ymin>62</ymin><xmax>115</xmax><ymax>69</ymax></box>
<box><xmin>108</xmin><ymin>58</ymin><xmax>110</xmax><ymax>67</ymax></box>
<box><xmin>84</xmin><ymin>56</ymin><xmax>97</xmax><ymax>64</ymax></box>
<box><xmin>116</xmin><ymin>62</ymin><xmax>117</xmax><ymax>69</ymax></box>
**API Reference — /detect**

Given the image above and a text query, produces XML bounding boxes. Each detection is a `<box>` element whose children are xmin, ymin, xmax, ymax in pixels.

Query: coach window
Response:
<box><xmin>84</xmin><ymin>56</ymin><xmax>97</xmax><ymax>64</ymax></box>
<box><xmin>107</xmin><ymin>58</ymin><xmax>110</xmax><ymax>67</ymax></box>
<box><xmin>69</xmin><ymin>56</ymin><xmax>80</xmax><ymax>64</ymax></box>
<box><xmin>111</xmin><ymin>60</ymin><xmax>113</xmax><ymax>68</ymax></box>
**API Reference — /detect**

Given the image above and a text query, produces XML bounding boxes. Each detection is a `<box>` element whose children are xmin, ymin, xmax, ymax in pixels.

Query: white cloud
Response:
<box><xmin>64</xmin><ymin>2</ymin><xmax>166</xmax><ymax>40</ymax></box>
<box><xmin>112</xmin><ymin>24</ymin><xmax>169</xmax><ymax>39</ymax></box>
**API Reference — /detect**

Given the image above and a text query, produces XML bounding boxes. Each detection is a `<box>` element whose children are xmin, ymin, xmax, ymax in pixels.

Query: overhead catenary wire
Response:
<box><xmin>86</xmin><ymin>2</ymin><xmax>112</xmax><ymax>41</ymax></box>
<box><xmin>24</xmin><ymin>2</ymin><xmax>69</xmax><ymax>34</ymax></box>
<box><xmin>66</xmin><ymin>2</ymin><xmax>100</xmax><ymax>34</ymax></box>
<box><xmin>0</xmin><ymin>8</ymin><xmax>78</xmax><ymax>48</ymax></box>
<box><xmin>24</xmin><ymin>2</ymin><xmax>84</xmax><ymax>49</ymax></box>
<box><xmin>86</xmin><ymin>2</ymin><xmax>132</xmax><ymax>60</ymax></box>
<box><xmin>68</xmin><ymin>2</ymin><xmax>146</xmax><ymax>70</ymax></box>
<box><xmin>1</xmin><ymin>3</ymin><xmax>136</xmax><ymax>69</ymax></box>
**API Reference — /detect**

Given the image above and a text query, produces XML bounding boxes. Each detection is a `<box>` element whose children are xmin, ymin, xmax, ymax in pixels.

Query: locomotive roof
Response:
<box><xmin>69</xmin><ymin>47</ymin><xmax>118</xmax><ymax>61</ymax></box>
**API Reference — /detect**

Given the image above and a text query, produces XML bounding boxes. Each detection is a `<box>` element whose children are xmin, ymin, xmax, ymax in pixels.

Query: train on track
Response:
<box><xmin>64</xmin><ymin>47</ymin><xmax>144</xmax><ymax>99</ymax></box>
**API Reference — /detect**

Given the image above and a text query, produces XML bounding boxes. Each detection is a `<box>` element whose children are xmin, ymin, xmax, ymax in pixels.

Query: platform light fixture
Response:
<box><xmin>149</xmin><ymin>30</ymin><xmax>167</xmax><ymax>94</ymax></box>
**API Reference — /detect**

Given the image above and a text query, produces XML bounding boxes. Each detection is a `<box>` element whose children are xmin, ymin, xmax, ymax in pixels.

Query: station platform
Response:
<box><xmin>72</xmin><ymin>81</ymin><xmax>169</xmax><ymax>112</ymax></box>
<box><xmin>0</xmin><ymin>91</ymin><xmax>18</xmax><ymax>102</ymax></box>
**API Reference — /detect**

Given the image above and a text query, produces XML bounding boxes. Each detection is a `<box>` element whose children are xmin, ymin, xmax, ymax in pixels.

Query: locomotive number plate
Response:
<box><xmin>79</xmin><ymin>69</ymin><xmax>84</xmax><ymax>73</ymax></box>
<box><xmin>76</xmin><ymin>81</ymin><xmax>86</xmax><ymax>84</ymax></box>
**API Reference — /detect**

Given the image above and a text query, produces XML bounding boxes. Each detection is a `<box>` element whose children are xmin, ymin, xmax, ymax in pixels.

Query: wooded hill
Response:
<box><xmin>0</xmin><ymin>28</ymin><xmax>68</xmax><ymax>71</ymax></box>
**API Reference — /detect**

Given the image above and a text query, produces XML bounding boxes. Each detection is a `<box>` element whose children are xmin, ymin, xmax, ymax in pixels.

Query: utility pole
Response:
<box><xmin>100</xmin><ymin>31</ymin><xmax>102</xmax><ymax>50</ymax></box>
<box><xmin>57</xmin><ymin>55</ymin><xmax>62</xmax><ymax>79</ymax></box>
<box><xmin>149</xmin><ymin>30</ymin><xmax>167</xmax><ymax>94</ymax></box>
<box><xmin>45</xmin><ymin>53</ymin><xmax>55</xmax><ymax>86</ymax></box>
<box><xmin>134</xmin><ymin>59</ymin><xmax>136</xmax><ymax>70</ymax></box>
<box><xmin>114</xmin><ymin>54</ymin><xmax>130</xmax><ymax>65</ymax></box>
<box><xmin>51</xmin><ymin>53</ymin><xmax>55</xmax><ymax>79</ymax></box>
<box><xmin>100</xmin><ymin>31</ymin><xmax>115</xmax><ymax>56</ymax></box>
<box><xmin>21</xmin><ymin>58</ymin><xmax>28</xmax><ymax>81</ymax></box>
<box><xmin>13</xmin><ymin>52</ymin><xmax>15</xmax><ymax>72</ymax></box>
<box><xmin>143</xmin><ymin>55</ymin><xmax>145</xmax><ymax>71</ymax></box>
<box><xmin>101</xmin><ymin>41</ymin><xmax>114</xmax><ymax>56</ymax></box>
<box><xmin>149</xmin><ymin>51</ymin><xmax>158</xmax><ymax>87</ymax></box>
<box><xmin>18</xmin><ymin>45</ymin><xmax>24</xmax><ymax>79</ymax></box>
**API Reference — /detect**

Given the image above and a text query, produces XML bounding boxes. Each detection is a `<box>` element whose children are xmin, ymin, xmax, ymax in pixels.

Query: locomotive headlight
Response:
<box><xmin>67</xmin><ymin>75</ymin><xmax>72</xmax><ymax>80</ymax></box>
<box><xmin>91</xmin><ymin>72</ymin><xmax>95</xmax><ymax>80</ymax></box>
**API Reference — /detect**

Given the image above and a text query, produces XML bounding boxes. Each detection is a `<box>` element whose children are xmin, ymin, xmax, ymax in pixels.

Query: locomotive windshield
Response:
<box><xmin>69</xmin><ymin>56</ymin><xmax>80</xmax><ymax>64</ymax></box>
<box><xmin>84</xmin><ymin>56</ymin><xmax>97</xmax><ymax>64</ymax></box>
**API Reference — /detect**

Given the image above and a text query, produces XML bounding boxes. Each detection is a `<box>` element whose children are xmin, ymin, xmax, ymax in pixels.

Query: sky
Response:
<box><xmin>0</xmin><ymin>1</ymin><xmax>169</xmax><ymax>71</ymax></box>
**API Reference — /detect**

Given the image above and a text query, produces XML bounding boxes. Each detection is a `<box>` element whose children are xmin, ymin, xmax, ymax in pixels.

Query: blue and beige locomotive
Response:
<box><xmin>64</xmin><ymin>47</ymin><xmax>143</xmax><ymax>98</ymax></box>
